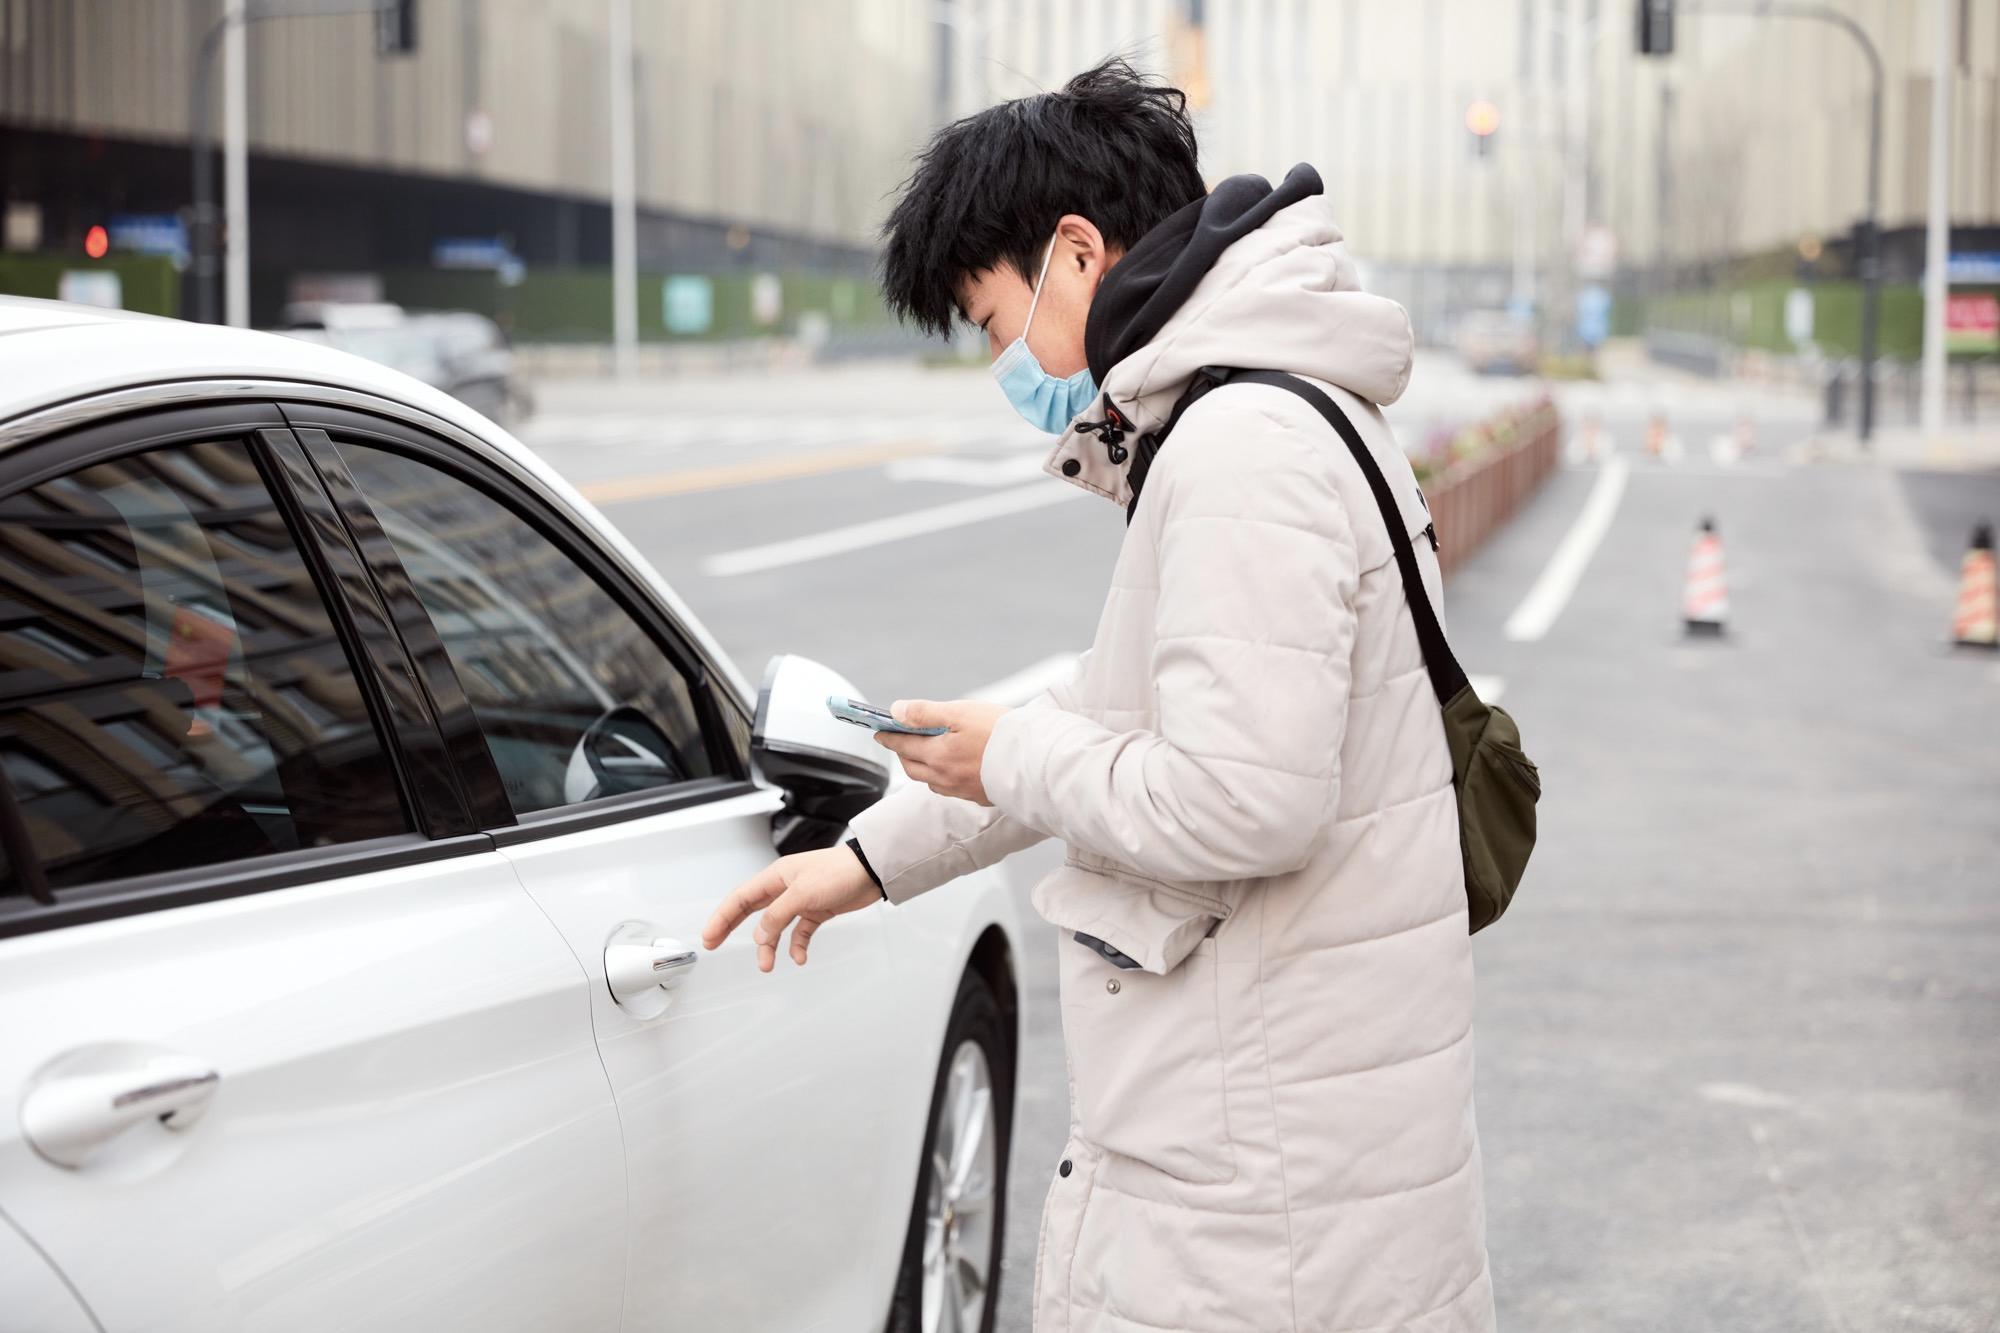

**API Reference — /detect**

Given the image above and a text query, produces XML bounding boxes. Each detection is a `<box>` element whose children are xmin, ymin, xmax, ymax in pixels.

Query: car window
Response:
<box><xmin>0</xmin><ymin>438</ymin><xmax>412</xmax><ymax>893</ymax></box>
<box><xmin>333</xmin><ymin>442</ymin><xmax>715</xmax><ymax>818</ymax></box>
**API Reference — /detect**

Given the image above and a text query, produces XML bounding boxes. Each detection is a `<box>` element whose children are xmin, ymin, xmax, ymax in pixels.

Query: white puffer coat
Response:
<box><xmin>846</xmin><ymin>183</ymin><xmax>1497</xmax><ymax>1333</ymax></box>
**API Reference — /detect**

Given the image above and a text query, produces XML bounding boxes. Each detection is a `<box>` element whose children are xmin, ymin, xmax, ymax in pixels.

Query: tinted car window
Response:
<box><xmin>0</xmin><ymin>438</ymin><xmax>411</xmax><ymax>892</ymax></box>
<box><xmin>335</xmin><ymin>443</ymin><xmax>714</xmax><ymax>817</ymax></box>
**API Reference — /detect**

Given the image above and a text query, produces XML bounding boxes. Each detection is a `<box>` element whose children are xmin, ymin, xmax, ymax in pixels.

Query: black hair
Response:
<box><xmin>878</xmin><ymin>57</ymin><xmax>1206</xmax><ymax>340</ymax></box>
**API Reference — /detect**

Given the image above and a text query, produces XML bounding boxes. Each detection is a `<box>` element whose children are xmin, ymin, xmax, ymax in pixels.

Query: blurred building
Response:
<box><xmin>1591</xmin><ymin>0</ymin><xmax>2000</xmax><ymax>279</ymax></box>
<box><xmin>970</xmin><ymin>0</ymin><xmax>2000</xmax><ymax>355</ymax></box>
<box><xmin>0</xmin><ymin>0</ymin><xmax>934</xmax><ymax>333</ymax></box>
<box><xmin>973</xmin><ymin>1</ymin><xmax>1569</xmax><ymax>343</ymax></box>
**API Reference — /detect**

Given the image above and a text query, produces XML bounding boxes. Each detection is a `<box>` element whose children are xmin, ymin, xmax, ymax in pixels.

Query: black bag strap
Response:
<box><xmin>1204</xmin><ymin>368</ymin><xmax>1470</xmax><ymax>706</ymax></box>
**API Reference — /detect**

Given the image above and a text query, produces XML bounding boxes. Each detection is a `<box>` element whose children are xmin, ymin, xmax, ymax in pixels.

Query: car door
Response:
<box><xmin>0</xmin><ymin>406</ymin><xmax>625</xmax><ymax>1332</ymax></box>
<box><xmin>294</xmin><ymin>408</ymin><xmax>908</xmax><ymax>1332</ymax></box>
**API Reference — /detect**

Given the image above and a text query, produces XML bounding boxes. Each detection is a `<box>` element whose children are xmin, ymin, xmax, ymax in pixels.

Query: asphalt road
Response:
<box><xmin>519</xmin><ymin>355</ymin><xmax>1999</xmax><ymax>1332</ymax></box>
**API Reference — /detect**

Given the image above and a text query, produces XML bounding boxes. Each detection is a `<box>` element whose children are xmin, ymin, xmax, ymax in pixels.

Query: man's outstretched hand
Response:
<box><xmin>701</xmin><ymin>843</ymin><xmax>883</xmax><ymax>972</ymax></box>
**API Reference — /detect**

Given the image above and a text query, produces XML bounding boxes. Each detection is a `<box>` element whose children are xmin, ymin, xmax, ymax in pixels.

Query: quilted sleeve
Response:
<box><xmin>979</xmin><ymin>398</ymin><xmax>1361</xmax><ymax>882</ymax></box>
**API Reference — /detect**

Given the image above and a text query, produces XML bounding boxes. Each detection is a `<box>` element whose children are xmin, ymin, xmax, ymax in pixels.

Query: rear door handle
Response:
<box><xmin>22</xmin><ymin>1043</ymin><xmax>220</xmax><ymax>1169</ymax></box>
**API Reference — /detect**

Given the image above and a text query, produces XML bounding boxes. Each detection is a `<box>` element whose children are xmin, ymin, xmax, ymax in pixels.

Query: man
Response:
<box><xmin>701</xmin><ymin>58</ymin><xmax>1497</xmax><ymax>1333</ymax></box>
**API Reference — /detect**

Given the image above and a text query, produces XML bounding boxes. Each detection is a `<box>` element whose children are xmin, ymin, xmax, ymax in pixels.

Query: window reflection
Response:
<box><xmin>0</xmin><ymin>438</ymin><xmax>410</xmax><ymax>893</ymax></box>
<box><xmin>336</xmin><ymin>443</ymin><xmax>713</xmax><ymax>816</ymax></box>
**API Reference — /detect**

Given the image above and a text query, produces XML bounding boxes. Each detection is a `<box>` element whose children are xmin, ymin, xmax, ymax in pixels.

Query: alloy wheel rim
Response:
<box><xmin>921</xmin><ymin>1038</ymin><xmax>997</xmax><ymax>1333</ymax></box>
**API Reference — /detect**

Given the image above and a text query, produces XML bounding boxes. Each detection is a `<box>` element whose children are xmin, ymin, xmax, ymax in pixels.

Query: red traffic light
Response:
<box><xmin>1465</xmin><ymin>101</ymin><xmax>1500</xmax><ymax>137</ymax></box>
<box><xmin>83</xmin><ymin>225</ymin><xmax>109</xmax><ymax>260</ymax></box>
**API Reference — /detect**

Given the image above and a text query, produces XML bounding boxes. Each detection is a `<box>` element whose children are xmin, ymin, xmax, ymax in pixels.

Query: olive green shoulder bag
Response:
<box><xmin>1130</xmin><ymin>367</ymin><xmax>1540</xmax><ymax>933</ymax></box>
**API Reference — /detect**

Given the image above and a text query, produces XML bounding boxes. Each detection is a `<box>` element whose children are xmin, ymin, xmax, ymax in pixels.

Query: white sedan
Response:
<box><xmin>0</xmin><ymin>296</ymin><xmax>1032</xmax><ymax>1333</ymax></box>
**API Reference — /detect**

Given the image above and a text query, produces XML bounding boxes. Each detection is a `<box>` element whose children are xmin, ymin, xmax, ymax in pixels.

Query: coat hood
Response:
<box><xmin>1044</xmin><ymin>161</ymin><xmax>1415</xmax><ymax>508</ymax></box>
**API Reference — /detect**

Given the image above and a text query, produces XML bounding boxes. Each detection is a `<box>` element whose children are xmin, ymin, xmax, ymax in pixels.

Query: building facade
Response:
<box><xmin>1</xmin><ymin>0</ymin><xmax>935</xmax><ymax>326</ymax></box>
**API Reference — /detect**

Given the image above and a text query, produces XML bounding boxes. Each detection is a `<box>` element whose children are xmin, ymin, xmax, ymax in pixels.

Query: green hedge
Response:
<box><xmin>379</xmin><ymin>267</ymin><xmax>896</xmax><ymax>343</ymax></box>
<box><xmin>0</xmin><ymin>252</ymin><xmax>180</xmax><ymax>317</ymax></box>
<box><xmin>1643</xmin><ymin>278</ymin><xmax>1949</xmax><ymax>361</ymax></box>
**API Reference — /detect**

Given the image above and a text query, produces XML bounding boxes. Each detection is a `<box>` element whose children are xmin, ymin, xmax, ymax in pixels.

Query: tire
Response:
<box><xmin>885</xmin><ymin>969</ymin><xmax>1015</xmax><ymax>1333</ymax></box>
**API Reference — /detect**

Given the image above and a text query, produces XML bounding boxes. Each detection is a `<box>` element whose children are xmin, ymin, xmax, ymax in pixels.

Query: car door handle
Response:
<box><xmin>21</xmin><ymin>1043</ymin><xmax>220</xmax><ymax>1169</ymax></box>
<box><xmin>605</xmin><ymin>921</ymin><xmax>698</xmax><ymax>1017</ymax></box>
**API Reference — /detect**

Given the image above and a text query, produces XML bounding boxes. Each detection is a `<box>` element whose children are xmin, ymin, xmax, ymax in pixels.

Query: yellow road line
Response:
<box><xmin>577</xmin><ymin>438</ymin><xmax>939</xmax><ymax>504</ymax></box>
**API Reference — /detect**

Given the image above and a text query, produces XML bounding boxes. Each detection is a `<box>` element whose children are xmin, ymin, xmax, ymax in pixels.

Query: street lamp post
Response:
<box><xmin>608</xmin><ymin>0</ymin><xmax>638</xmax><ymax>378</ymax></box>
<box><xmin>1675</xmin><ymin>2</ymin><xmax>1885</xmax><ymax>443</ymax></box>
<box><xmin>188</xmin><ymin>0</ymin><xmax>404</xmax><ymax>326</ymax></box>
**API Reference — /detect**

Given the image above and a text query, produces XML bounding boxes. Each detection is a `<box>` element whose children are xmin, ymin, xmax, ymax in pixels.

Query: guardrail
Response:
<box><xmin>1422</xmin><ymin>398</ymin><xmax>1561</xmax><ymax>577</ymax></box>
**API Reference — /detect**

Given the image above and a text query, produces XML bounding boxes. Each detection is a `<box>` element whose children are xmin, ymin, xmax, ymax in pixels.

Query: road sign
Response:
<box><xmin>432</xmin><ymin>237</ymin><xmax>513</xmax><ymax>270</ymax></box>
<box><xmin>107</xmin><ymin>213</ymin><xmax>189</xmax><ymax>267</ymax></box>
<box><xmin>1945</xmin><ymin>252</ymin><xmax>2000</xmax><ymax>284</ymax></box>
<box><xmin>1945</xmin><ymin>293</ymin><xmax>1999</xmax><ymax>354</ymax></box>
<box><xmin>1575</xmin><ymin>284</ymin><xmax>1611</xmax><ymax>349</ymax></box>
<box><xmin>1576</xmin><ymin>225</ymin><xmax>1617</xmax><ymax>280</ymax></box>
<box><xmin>58</xmin><ymin>270</ymin><xmax>122</xmax><ymax>309</ymax></box>
<box><xmin>662</xmin><ymin>276</ymin><xmax>713</xmax><ymax>334</ymax></box>
<box><xmin>1784</xmin><ymin>288</ymin><xmax>1814</xmax><ymax>347</ymax></box>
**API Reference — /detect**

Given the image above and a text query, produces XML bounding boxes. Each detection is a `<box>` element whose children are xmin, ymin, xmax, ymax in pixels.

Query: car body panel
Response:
<box><xmin>0</xmin><ymin>295</ymin><xmax>1042</xmax><ymax>1329</ymax></box>
<box><xmin>0</xmin><ymin>1208</ymin><xmax>97</xmax><ymax>1332</ymax></box>
<box><xmin>0</xmin><ymin>850</ymin><xmax>627</xmax><ymax>1332</ymax></box>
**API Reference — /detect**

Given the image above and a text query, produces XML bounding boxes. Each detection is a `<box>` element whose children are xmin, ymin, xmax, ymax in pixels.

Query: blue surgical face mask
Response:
<box><xmin>991</xmin><ymin>235</ymin><xmax>1099</xmax><ymax>434</ymax></box>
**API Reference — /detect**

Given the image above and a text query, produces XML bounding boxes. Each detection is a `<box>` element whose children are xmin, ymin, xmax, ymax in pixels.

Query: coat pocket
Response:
<box><xmin>1057</xmin><ymin>930</ymin><xmax>1237</xmax><ymax>1185</ymax></box>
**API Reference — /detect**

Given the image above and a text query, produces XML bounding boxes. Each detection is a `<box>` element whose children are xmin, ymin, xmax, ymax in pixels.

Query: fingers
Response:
<box><xmin>702</xmin><ymin>859</ymin><xmax>786</xmax><ymax>950</ymax></box>
<box><xmin>755</xmin><ymin>890</ymin><xmax>807</xmax><ymax>974</ymax></box>
<box><xmin>891</xmin><ymin>698</ymin><xmax>953</xmax><ymax>730</ymax></box>
<box><xmin>789</xmin><ymin>917</ymin><xmax>819</xmax><ymax>966</ymax></box>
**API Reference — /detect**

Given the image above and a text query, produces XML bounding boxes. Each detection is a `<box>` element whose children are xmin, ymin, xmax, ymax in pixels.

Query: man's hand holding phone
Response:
<box><xmin>866</xmin><ymin>698</ymin><xmax>1010</xmax><ymax>806</ymax></box>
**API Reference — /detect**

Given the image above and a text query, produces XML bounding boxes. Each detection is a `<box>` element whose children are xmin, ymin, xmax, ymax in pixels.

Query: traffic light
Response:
<box><xmin>376</xmin><ymin>0</ymin><xmax>416</xmax><ymax>55</ymax></box>
<box><xmin>83</xmin><ymin>225</ymin><xmax>108</xmax><ymax>260</ymax></box>
<box><xmin>1466</xmin><ymin>100</ymin><xmax>1500</xmax><ymax>161</ymax></box>
<box><xmin>1637</xmin><ymin>0</ymin><xmax>1674</xmax><ymax>56</ymax></box>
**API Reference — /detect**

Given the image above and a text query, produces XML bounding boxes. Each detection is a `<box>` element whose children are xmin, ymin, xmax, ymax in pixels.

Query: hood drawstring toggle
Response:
<box><xmin>1075</xmin><ymin>394</ymin><xmax>1131</xmax><ymax>465</ymax></box>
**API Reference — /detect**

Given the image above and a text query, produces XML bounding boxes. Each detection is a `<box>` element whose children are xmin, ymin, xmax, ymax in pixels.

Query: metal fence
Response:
<box><xmin>1428</xmin><ymin>409</ymin><xmax>1562</xmax><ymax>578</ymax></box>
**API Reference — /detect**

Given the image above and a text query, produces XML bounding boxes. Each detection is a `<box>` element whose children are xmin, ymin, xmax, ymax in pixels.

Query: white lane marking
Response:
<box><xmin>700</xmin><ymin>482</ymin><xmax>1088</xmax><ymax>577</ymax></box>
<box><xmin>966</xmin><ymin>652</ymin><xmax>1081</xmax><ymax>704</ymax></box>
<box><xmin>885</xmin><ymin>454</ymin><xmax>1049</xmax><ymax>486</ymax></box>
<box><xmin>1698</xmin><ymin>1082</ymin><xmax>1796</xmax><ymax>1111</ymax></box>
<box><xmin>1466</xmin><ymin>674</ymin><xmax>1506</xmax><ymax>704</ymax></box>
<box><xmin>1503</xmin><ymin>456</ymin><xmax>1630</xmax><ymax>642</ymax></box>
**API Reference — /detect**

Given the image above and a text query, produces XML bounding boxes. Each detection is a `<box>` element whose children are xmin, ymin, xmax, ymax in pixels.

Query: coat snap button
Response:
<box><xmin>1061</xmin><ymin>458</ymin><xmax>1081</xmax><ymax>476</ymax></box>
<box><xmin>1060</xmin><ymin>1158</ymin><xmax>1072</xmax><ymax>1177</ymax></box>
<box><xmin>1105</xmin><ymin>977</ymin><xmax>1120</xmax><ymax>994</ymax></box>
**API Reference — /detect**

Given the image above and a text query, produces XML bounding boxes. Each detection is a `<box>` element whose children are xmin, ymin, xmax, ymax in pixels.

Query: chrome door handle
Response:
<box><xmin>22</xmin><ymin>1043</ymin><xmax>220</xmax><ymax>1169</ymax></box>
<box><xmin>605</xmin><ymin>922</ymin><xmax>698</xmax><ymax>1018</ymax></box>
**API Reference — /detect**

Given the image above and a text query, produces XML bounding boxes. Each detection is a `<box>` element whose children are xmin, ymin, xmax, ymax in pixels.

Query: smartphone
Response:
<box><xmin>826</xmin><ymin>694</ymin><xmax>949</xmax><ymax>736</ymax></box>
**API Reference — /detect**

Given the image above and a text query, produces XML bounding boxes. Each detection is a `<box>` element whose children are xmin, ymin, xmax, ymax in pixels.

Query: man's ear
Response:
<box><xmin>1055</xmin><ymin>213</ymin><xmax>1109</xmax><ymax>277</ymax></box>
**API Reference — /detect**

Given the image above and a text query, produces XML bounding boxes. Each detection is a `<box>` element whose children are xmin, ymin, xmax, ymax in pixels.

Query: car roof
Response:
<box><xmin>0</xmin><ymin>295</ymin><xmax>758</xmax><ymax>706</ymax></box>
<box><xmin>0</xmin><ymin>295</ymin><xmax>480</xmax><ymax>424</ymax></box>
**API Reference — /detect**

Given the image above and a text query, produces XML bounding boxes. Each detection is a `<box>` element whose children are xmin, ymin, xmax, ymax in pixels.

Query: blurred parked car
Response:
<box><xmin>0</xmin><ymin>295</ymin><xmax>1026</xmax><ymax>1333</ymax></box>
<box><xmin>275</xmin><ymin>300</ymin><xmax>531</xmax><ymax>426</ymax></box>
<box><xmin>1456</xmin><ymin>308</ymin><xmax>1541</xmax><ymax>375</ymax></box>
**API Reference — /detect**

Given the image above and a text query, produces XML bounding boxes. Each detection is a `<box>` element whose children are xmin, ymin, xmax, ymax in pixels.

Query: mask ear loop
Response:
<box><xmin>1019</xmin><ymin>234</ymin><xmax>1059</xmax><ymax>343</ymax></box>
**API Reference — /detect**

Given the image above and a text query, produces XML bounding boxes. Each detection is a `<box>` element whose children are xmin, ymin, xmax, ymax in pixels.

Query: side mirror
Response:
<box><xmin>564</xmin><ymin>704</ymin><xmax>685</xmax><ymax>805</ymax></box>
<box><xmin>750</xmin><ymin>654</ymin><xmax>893</xmax><ymax>855</ymax></box>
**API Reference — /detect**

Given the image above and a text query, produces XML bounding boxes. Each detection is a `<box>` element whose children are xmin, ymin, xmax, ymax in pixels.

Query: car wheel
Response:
<box><xmin>886</xmin><ymin>969</ymin><xmax>1013</xmax><ymax>1333</ymax></box>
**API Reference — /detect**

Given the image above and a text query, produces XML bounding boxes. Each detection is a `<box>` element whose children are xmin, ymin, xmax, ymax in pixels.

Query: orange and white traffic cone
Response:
<box><xmin>1951</xmin><ymin>522</ymin><xmax>1997</xmax><ymax>650</ymax></box>
<box><xmin>1683</xmin><ymin>516</ymin><xmax>1729</xmax><ymax>636</ymax></box>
